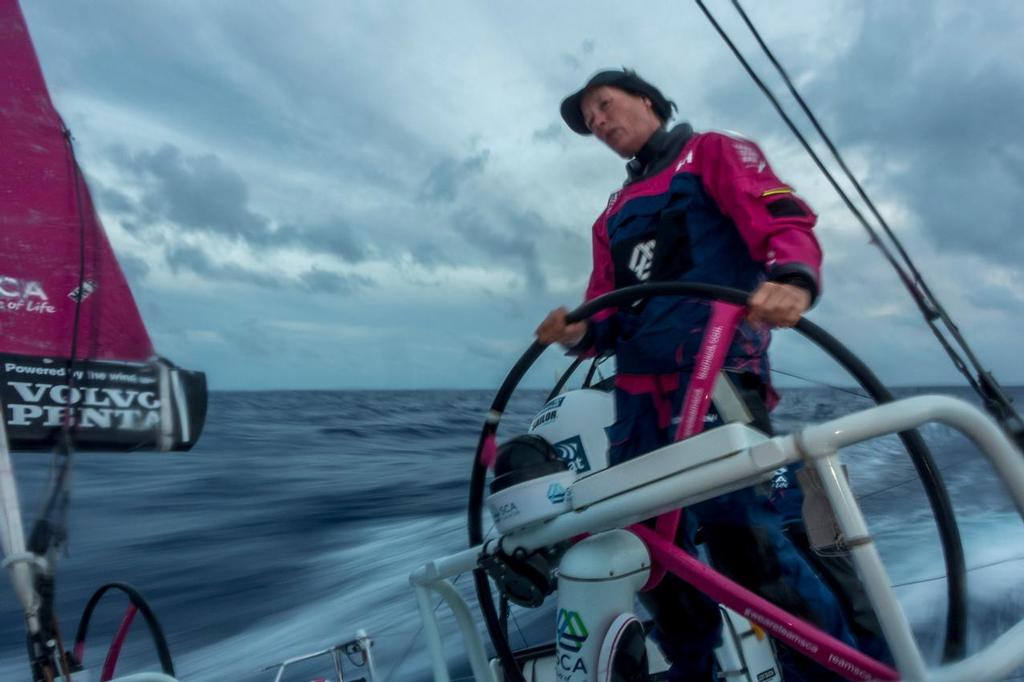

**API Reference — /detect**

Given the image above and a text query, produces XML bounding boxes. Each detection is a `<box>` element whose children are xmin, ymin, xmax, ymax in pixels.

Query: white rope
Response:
<box><xmin>1</xmin><ymin>551</ymin><xmax>48</xmax><ymax>571</ymax></box>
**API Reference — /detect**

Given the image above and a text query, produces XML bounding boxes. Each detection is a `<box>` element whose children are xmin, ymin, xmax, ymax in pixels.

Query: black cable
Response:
<box><xmin>698</xmin><ymin>0</ymin><xmax>1023</xmax><ymax>446</ymax></box>
<box><xmin>546</xmin><ymin>355</ymin><xmax>585</xmax><ymax>402</ymax></box>
<box><xmin>729</xmin><ymin>1</ymin><xmax>936</xmax><ymax>300</ymax></box>
<box><xmin>29</xmin><ymin>124</ymin><xmax>88</xmax><ymax>548</ymax></box>
<box><xmin>72</xmin><ymin>582</ymin><xmax>175</xmax><ymax>676</ymax></box>
<box><xmin>547</xmin><ymin>354</ymin><xmax>613</xmax><ymax>403</ymax></box>
<box><xmin>31</xmin><ymin>125</ymin><xmax>86</xmax><ymax>535</ymax></box>
<box><xmin>468</xmin><ymin>343</ymin><xmax>546</xmax><ymax>682</ymax></box>
<box><xmin>694</xmin><ymin>2</ymin><xmax>1008</xmax><ymax>655</ymax></box>
<box><xmin>582</xmin><ymin>355</ymin><xmax>609</xmax><ymax>389</ymax></box>
<box><xmin>730</xmin><ymin>6</ymin><xmax>1010</xmax><ymax>427</ymax></box>
<box><xmin>498</xmin><ymin>596</ymin><xmax>510</xmax><ymax>648</ymax></box>
<box><xmin>696</xmin><ymin>0</ymin><xmax>989</xmax><ymax>405</ymax></box>
<box><xmin>24</xmin><ymin>122</ymin><xmax>91</xmax><ymax>682</ymax></box>
<box><xmin>691</xmin><ymin>0</ymin><xmax>919</xmax><ymax>298</ymax></box>
<box><xmin>729</xmin><ymin>0</ymin><xmax>985</xmax><ymax>361</ymax></box>
<box><xmin>62</xmin><ymin>128</ymin><xmax>88</xmax><ymax>434</ymax></box>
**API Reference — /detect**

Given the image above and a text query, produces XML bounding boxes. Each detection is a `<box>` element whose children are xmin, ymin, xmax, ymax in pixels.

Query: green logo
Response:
<box><xmin>556</xmin><ymin>609</ymin><xmax>589</xmax><ymax>652</ymax></box>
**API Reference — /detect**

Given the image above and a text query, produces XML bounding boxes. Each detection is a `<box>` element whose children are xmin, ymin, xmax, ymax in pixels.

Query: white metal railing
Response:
<box><xmin>262</xmin><ymin>631</ymin><xmax>377</xmax><ymax>682</ymax></box>
<box><xmin>409</xmin><ymin>395</ymin><xmax>1024</xmax><ymax>682</ymax></box>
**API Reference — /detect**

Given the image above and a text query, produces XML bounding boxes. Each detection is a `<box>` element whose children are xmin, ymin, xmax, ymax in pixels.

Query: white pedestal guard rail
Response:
<box><xmin>409</xmin><ymin>395</ymin><xmax>1024</xmax><ymax>682</ymax></box>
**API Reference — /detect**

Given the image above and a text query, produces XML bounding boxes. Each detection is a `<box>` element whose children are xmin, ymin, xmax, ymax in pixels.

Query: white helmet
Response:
<box><xmin>528</xmin><ymin>389</ymin><xmax>614</xmax><ymax>476</ymax></box>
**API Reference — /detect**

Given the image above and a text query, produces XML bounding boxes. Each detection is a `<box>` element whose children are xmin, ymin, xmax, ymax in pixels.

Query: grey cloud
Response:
<box><xmin>105</xmin><ymin>145</ymin><xmax>371</xmax><ymax>261</ymax></box>
<box><xmin>962</xmin><ymin>276</ymin><xmax>1024</xmax><ymax>315</ymax></box>
<box><xmin>418</xmin><ymin>151</ymin><xmax>489</xmax><ymax>204</ymax></box>
<box><xmin>120</xmin><ymin>221</ymin><xmax>143</xmax><ymax>236</ymax></box>
<box><xmin>124</xmin><ymin>144</ymin><xmax>272</xmax><ymax>243</ymax></box>
<box><xmin>561</xmin><ymin>54</ymin><xmax>582</xmax><ymax>71</ymax></box>
<box><xmin>165</xmin><ymin>244</ymin><xmax>371</xmax><ymax>295</ymax></box>
<box><xmin>409</xmin><ymin>242</ymin><xmax>452</xmax><ymax>268</ymax></box>
<box><xmin>533</xmin><ymin>122</ymin><xmax>564</xmax><ymax>144</ymax></box>
<box><xmin>561</xmin><ymin>39</ymin><xmax>598</xmax><ymax>71</ymax></box>
<box><xmin>298</xmin><ymin>267</ymin><xmax>370</xmax><ymax>294</ymax></box>
<box><xmin>462</xmin><ymin>337</ymin><xmax>507</xmax><ymax>361</ymax></box>
<box><xmin>998</xmin><ymin>145</ymin><xmax>1024</xmax><ymax>187</ymax></box>
<box><xmin>817</xmin><ymin>3</ymin><xmax>1024</xmax><ymax>263</ymax></box>
<box><xmin>219</xmin><ymin>317</ymin><xmax>281</xmax><ymax>358</ymax></box>
<box><xmin>95</xmin><ymin>184</ymin><xmax>136</xmax><ymax>215</ymax></box>
<box><xmin>165</xmin><ymin>244</ymin><xmax>278</xmax><ymax>288</ymax></box>
<box><xmin>451</xmin><ymin>209</ymin><xmax>547</xmax><ymax>293</ymax></box>
<box><xmin>276</xmin><ymin>220</ymin><xmax>368</xmax><ymax>263</ymax></box>
<box><xmin>118</xmin><ymin>253</ymin><xmax>151</xmax><ymax>287</ymax></box>
<box><xmin>698</xmin><ymin>3</ymin><xmax>1024</xmax><ymax>268</ymax></box>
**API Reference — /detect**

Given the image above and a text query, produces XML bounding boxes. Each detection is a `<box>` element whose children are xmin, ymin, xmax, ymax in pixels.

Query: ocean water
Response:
<box><xmin>1</xmin><ymin>385</ymin><xmax>1022</xmax><ymax>681</ymax></box>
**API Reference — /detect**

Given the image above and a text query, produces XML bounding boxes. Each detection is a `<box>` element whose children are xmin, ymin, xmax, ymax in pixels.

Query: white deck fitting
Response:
<box><xmin>571</xmin><ymin>422</ymin><xmax>770</xmax><ymax>508</ymax></box>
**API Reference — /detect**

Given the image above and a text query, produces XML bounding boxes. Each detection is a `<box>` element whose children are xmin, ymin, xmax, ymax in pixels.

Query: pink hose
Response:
<box><xmin>100</xmin><ymin>604</ymin><xmax>138</xmax><ymax>681</ymax></box>
<box><xmin>644</xmin><ymin>302</ymin><xmax>745</xmax><ymax>590</ymax></box>
<box><xmin>632</xmin><ymin>525</ymin><xmax>900</xmax><ymax>681</ymax></box>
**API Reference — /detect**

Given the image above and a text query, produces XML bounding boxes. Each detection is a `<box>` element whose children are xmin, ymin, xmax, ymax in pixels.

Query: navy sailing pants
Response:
<box><xmin>608</xmin><ymin>374</ymin><xmax>856</xmax><ymax>681</ymax></box>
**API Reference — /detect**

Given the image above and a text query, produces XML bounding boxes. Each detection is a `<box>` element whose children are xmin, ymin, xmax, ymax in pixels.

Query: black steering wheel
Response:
<box><xmin>467</xmin><ymin>282</ymin><xmax>966</xmax><ymax>682</ymax></box>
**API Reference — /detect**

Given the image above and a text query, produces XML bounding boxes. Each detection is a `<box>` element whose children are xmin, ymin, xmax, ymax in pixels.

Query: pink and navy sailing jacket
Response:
<box><xmin>579</xmin><ymin>124</ymin><xmax>822</xmax><ymax>380</ymax></box>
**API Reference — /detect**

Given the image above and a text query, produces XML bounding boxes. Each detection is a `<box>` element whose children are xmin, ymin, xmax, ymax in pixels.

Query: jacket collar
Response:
<box><xmin>625</xmin><ymin>123</ymin><xmax>694</xmax><ymax>183</ymax></box>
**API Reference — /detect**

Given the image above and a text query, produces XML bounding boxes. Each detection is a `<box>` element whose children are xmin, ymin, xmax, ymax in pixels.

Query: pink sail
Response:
<box><xmin>0</xmin><ymin>0</ymin><xmax>205</xmax><ymax>451</ymax></box>
<box><xmin>0</xmin><ymin>0</ymin><xmax>153</xmax><ymax>362</ymax></box>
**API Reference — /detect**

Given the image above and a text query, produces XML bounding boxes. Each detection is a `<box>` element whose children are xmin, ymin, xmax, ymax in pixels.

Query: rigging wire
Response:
<box><xmin>769</xmin><ymin>367</ymin><xmax>872</xmax><ymax>400</ymax></box>
<box><xmin>20</xmin><ymin>121</ymin><xmax>90</xmax><ymax>682</ymax></box>
<box><xmin>855</xmin><ymin>458</ymin><xmax>973</xmax><ymax>503</ymax></box>
<box><xmin>773</xmin><ymin>369</ymin><xmax>995</xmax><ymax>502</ymax></box>
<box><xmin>693</xmin><ymin>0</ymin><xmax>1023</xmax><ymax>446</ymax></box>
<box><xmin>729</xmin><ymin>0</ymin><xmax>1001</xmax><ymax>392</ymax></box>
<box><xmin>30</xmin><ymin>124</ymin><xmax>86</xmax><ymax>547</ymax></box>
<box><xmin>892</xmin><ymin>554</ymin><xmax>1024</xmax><ymax>589</ymax></box>
<box><xmin>772</xmin><ymin>365</ymin><xmax>1013</xmax><ymax>501</ymax></box>
<box><xmin>508</xmin><ymin>608</ymin><xmax>530</xmax><ymax>650</ymax></box>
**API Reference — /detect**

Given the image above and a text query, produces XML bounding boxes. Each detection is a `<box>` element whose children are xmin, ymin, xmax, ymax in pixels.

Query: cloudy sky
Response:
<box><xmin>19</xmin><ymin>0</ymin><xmax>1024</xmax><ymax>390</ymax></box>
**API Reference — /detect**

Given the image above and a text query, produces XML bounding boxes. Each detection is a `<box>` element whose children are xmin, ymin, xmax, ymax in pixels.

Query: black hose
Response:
<box><xmin>468</xmin><ymin>342</ymin><xmax>546</xmax><ymax>682</ymax></box>
<box><xmin>72</xmin><ymin>582</ymin><xmax>176</xmax><ymax>677</ymax></box>
<box><xmin>546</xmin><ymin>355</ymin><xmax>586</xmax><ymax>403</ymax></box>
<box><xmin>469</xmin><ymin>282</ymin><xmax>967</xmax><ymax>678</ymax></box>
<box><xmin>795</xmin><ymin>320</ymin><xmax>967</xmax><ymax>659</ymax></box>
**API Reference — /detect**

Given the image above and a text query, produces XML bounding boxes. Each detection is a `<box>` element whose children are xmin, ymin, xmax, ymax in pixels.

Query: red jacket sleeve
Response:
<box><xmin>573</xmin><ymin>210</ymin><xmax>617</xmax><ymax>355</ymax></box>
<box><xmin>584</xmin><ymin>212</ymin><xmax>614</xmax><ymax>306</ymax></box>
<box><xmin>695</xmin><ymin>132</ymin><xmax>822</xmax><ymax>298</ymax></box>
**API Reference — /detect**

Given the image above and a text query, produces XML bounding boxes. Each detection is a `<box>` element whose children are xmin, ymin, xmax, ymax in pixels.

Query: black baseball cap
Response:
<box><xmin>560</xmin><ymin>68</ymin><xmax>676</xmax><ymax>135</ymax></box>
